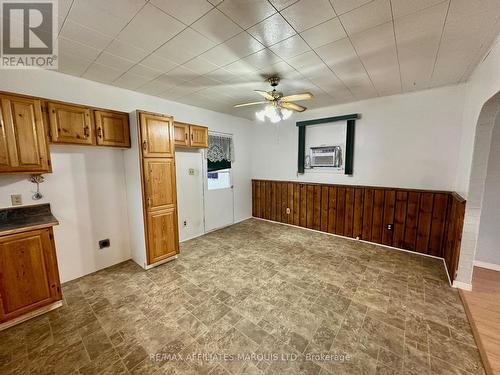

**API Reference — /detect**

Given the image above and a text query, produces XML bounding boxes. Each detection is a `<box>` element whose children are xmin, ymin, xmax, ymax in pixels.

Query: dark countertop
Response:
<box><xmin>0</xmin><ymin>203</ymin><xmax>59</xmax><ymax>236</ymax></box>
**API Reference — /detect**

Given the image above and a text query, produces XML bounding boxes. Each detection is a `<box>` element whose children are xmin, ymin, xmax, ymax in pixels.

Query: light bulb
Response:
<box><xmin>281</xmin><ymin>108</ymin><xmax>292</xmax><ymax>120</ymax></box>
<box><xmin>264</xmin><ymin>105</ymin><xmax>275</xmax><ymax>117</ymax></box>
<box><xmin>256</xmin><ymin>110</ymin><xmax>265</xmax><ymax>121</ymax></box>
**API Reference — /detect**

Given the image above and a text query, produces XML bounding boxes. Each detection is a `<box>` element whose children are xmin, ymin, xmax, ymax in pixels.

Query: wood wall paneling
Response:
<box><xmin>251</xmin><ymin>180</ymin><xmax>466</xmax><ymax>282</ymax></box>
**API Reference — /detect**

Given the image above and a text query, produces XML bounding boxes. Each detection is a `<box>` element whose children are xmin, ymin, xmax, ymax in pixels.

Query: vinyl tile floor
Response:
<box><xmin>0</xmin><ymin>219</ymin><xmax>485</xmax><ymax>374</ymax></box>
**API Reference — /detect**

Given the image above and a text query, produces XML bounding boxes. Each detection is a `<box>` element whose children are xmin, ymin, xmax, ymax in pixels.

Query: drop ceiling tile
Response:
<box><xmin>315</xmin><ymin>37</ymin><xmax>376</xmax><ymax>99</ymax></box>
<box><xmin>95</xmin><ymin>52</ymin><xmax>136</xmax><ymax>71</ymax></box>
<box><xmin>280</xmin><ymin>0</ymin><xmax>336</xmax><ymax>32</ymax></box>
<box><xmin>447</xmin><ymin>0</ymin><xmax>500</xmax><ymax>22</ymax></box>
<box><xmin>113</xmin><ymin>71</ymin><xmax>150</xmax><ymax>89</ymax></box>
<box><xmin>340</xmin><ymin>0</ymin><xmax>392</xmax><ymax>35</ymax></box>
<box><xmin>394</xmin><ymin>1</ymin><xmax>448</xmax><ymax>90</ymax></box>
<box><xmin>58</xmin><ymin>0</ymin><xmax>73</xmax><ymax>19</ymax></box>
<box><xmin>259</xmin><ymin>60</ymin><xmax>296</xmax><ymax>77</ymax></box>
<box><xmin>105</xmin><ymin>40</ymin><xmax>149</xmax><ymax>62</ymax></box>
<box><xmin>57</xmin><ymin>53</ymin><xmax>93</xmax><ymax>76</ymax></box>
<box><xmin>247</xmin><ymin>13</ymin><xmax>296</xmax><ymax>46</ymax></box>
<box><xmin>391</xmin><ymin>0</ymin><xmax>447</xmax><ymax>19</ymax></box>
<box><xmin>58</xmin><ymin>37</ymin><xmax>101</xmax><ymax>61</ymax></box>
<box><xmin>350</xmin><ymin>21</ymin><xmax>401</xmax><ymax>96</ymax></box>
<box><xmin>127</xmin><ymin>64</ymin><xmax>163</xmax><ymax>80</ymax></box>
<box><xmin>137</xmin><ymin>74</ymin><xmax>186</xmax><ymax>95</ymax></box>
<box><xmin>225</xmin><ymin>32</ymin><xmax>266</xmax><ymax>57</ymax></box>
<box><xmin>116</xmin><ymin>4</ymin><xmax>185</xmax><ymax>53</ymax></box>
<box><xmin>150</xmin><ymin>0</ymin><xmax>213</xmax><ymax>25</ymax></box>
<box><xmin>329</xmin><ymin>0</ymin><xmax>373</xmax><ymax>15</ymax></box>
<box><xmin>60</xmin><ymin>20</ymin><xmax>113</xmax><ymax>50</ymax></box>
<box><xmin>155</xmin><ymin>28</ymin><xmax>216</xmax><ymax>64</ymax></box>
<box><xmin>140</xmin><ymin>53</ymin><xmax>178</xmax><ymax>73</ymax></box>
<box><xmin>223</xmin><ymin>60</ymin><xmax>258</xmax><ymax>75</ymax></box>
<box><xmin>83</xmin><ymin>63</ymin><xmax>125</xmax><ymax>83</ymax></box>
<box><xmin>200</xmin><ymin>45</ymin><xmax>241</xmax><ymax>67</ymax></box>
<box><xmin>165</xmin><ymin>66</ymin><xmax>199</xmax><ymax>81</ymax></box>
<box><xmin>286</xmin><ymin>50</ymin><xmax>323</xmax><ymax>69</ymax></box>
<box><xmin>300</xmin><ymin>18</ymin><xmax>346</xmax><ymax>49</ymax></box>
<box><xmin>242</xmin><ymin>48</ymin><xmax>282</xmax><ymax>69</ymax></box>
<box><xmin>191</xmin><ymin>8</ymin><xmax>242</xmax><ymax>44</ymax></box>
<box><xmin>218</xmin><ymin>0</ymin><xmax>276</xmax><ymax>29</ymax></box>
<box><xmin>204</xmin><ymin>68</ymin><xmax>238</xmax><ymax>83</ymax></box>
<box><xmin>67</xmin><ymin>0</ymin><xmax>146</xmax><ymax>37</ymax></box>
<box><xmin>268</xmin><ymin>0</ymin><xmax>300</xmax><ymax>11</ymax></box>
<box><xmin>269</xmin><ymin>35</ymin><xmax>311</xmax><ymax>59</ymax></box>
<box><xmin>431</xmin><ymin>9</ymin><xmax>499</xmax><ymax>86</ymax></box>
<box><xmin>183</xmin><ymin>56</ymin><xmax>220</xmax><ymax>75</ymax></box>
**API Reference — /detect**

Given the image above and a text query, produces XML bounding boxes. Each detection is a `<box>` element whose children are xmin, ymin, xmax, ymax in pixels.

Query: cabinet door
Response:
<box><xmin>139</xmin><ymin>112</ymin><xmax>174</xmax><ymax>158</ymax></box>
<box><xmin>0</xmin><ymin>229</ymin><xmax>61</xmax><ymax>322</ymax></box>
<box><xmin>146</xmin><ymin>208</ymin><xmax>179</xmax><ymax>264</ymax></box>
<box><xmin>143</xmin><ymin>158</ymin><xmax>177</xmax><ymax>211</ymax></box>
<box><xmin>48</xmin><ymin>102</ymin><xmax>94</xmax><ymax>145</ymax></box>
<box><xmin>190</xmin><ymin>125</ymin><xmax>208</xmax><ymax>148</ymax></box>
<box><xmin>95</xmin><ymin>110</ymin><xmax>130</xmax><ymax>148</ymax></box>
<box><xmin>174</xmin><ymin>122</ymin><xmax>190</xmax><ymax>147</ymax></box>
<box><xmin>0</xmin><ymin>95</ymin><xmax>50</xmax><ymax>173</ymax></box>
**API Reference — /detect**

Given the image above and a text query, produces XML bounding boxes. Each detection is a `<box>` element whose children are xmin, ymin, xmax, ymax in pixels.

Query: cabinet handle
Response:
<box><xmin>97</xmin><ymin>127</ymin><xmax>103</xmax><ymax>138</ymax></box>
<box><xmin>83</xmin><ymin>126</ymin><xmax>89</xmax><ymax>137</ymax></box>
<box><xmin>142</xmin><ymin>140</ymin><xmax>147</xmax><ymax>151</ymax></box>
<box><xmin>147</xmin><ymin>197</ymin><xmax>151</xmax><ymax>207</ymax></box>
<box><xmin>185</xmin><ymin>133</ymin><xmax>188</xmax><ymax>140</ymax></box>
<box><xmin>191</xmin><ymin>133</ymin><xmax>193</xmax><ymax>141</ymax></box>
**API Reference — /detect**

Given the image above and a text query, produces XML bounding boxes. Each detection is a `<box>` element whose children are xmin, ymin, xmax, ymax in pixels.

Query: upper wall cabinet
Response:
<box><xmin>174</xmin><ymin>122</ymin><xmax>208</xmax><ymax>148</ymax></box>
<box><xmin>0</xmin><ymin>94</ymin><xmax>51</xmax><ymax>173</ymax></box>
<box><xmin>94</xmin><ymin>110</ymin><xmax>130</xmax><ymax>148</ymax></box>
<box><xmin>140</xmin><ymin>112</ymin><xmax>174</xmax><ymax>158</ymax></box>
<box><xmin>173</xmin><ymin>122</ymin><xmax>190</xmax><ymax>147</ymax></box>
<box><xmin>48</xmin><ymin>102</ymin><xmax>94</xmax><ymax>145</ymax></box>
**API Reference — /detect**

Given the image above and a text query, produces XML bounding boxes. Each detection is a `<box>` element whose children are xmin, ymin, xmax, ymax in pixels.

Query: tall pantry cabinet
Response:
<box><xmin>125</xmin><ymin>111</ymin><xmax>179</xmax><ymax>269</ymax></box>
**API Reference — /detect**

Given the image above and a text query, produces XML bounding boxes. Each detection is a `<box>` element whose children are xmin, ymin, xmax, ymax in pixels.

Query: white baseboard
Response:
<box><xmin>452</xmin><ymin>281</ymin><xmax>472</xmax><ymax>291</ymax></box>
<box><xmin>474</xmin><ymin>260</ymin><xmax>500</xmax><ymax>271</ymax></box>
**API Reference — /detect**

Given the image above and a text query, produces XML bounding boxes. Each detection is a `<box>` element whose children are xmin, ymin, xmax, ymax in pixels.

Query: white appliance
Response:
<box><xmin>310</xmin><ymin>146</ymin><xmax>342</xmax><ymax>168</ymax></box>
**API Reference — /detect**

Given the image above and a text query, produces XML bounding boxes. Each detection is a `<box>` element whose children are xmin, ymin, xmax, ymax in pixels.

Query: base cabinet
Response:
<box><xmin>146</xmin><ymin>208</ymin><xmax>179</xmax><ymax>264</ymax></box>
<box><xmin>0</xmin><ymin>228</ymin><xmax>61</xmax><ymax>323</ymax></box>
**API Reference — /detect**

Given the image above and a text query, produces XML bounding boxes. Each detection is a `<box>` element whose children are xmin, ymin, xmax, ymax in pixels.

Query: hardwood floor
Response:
<box><xmin>461</xmin><ymin>266</ymin><xmax>500</xmax><ymax>374</ymax></box>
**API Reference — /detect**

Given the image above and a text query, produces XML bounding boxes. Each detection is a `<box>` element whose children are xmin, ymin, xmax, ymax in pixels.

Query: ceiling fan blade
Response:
<box><xmin>254</xmin><ymin>90</ymin><xmax>274</xmax><ymax>101</ymax></box>
<box><xmin>233</xmin><ymin>101</ymin><xmax>267</xmax><ymax>108</ymax></box>
<box><xmin>281</xmin><ymin>102</ymin><xmax>307</xmax><ymax>112</ymax></box>
<box><xmin>281</xmin><ymin>92</ymin><xmax>313</xmax><ymax>102</ymax></box>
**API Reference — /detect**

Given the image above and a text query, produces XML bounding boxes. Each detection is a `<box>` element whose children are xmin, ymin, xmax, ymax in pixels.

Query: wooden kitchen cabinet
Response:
<box><xmin>174</xmin><ymin>121</ymin><xmax>208</xmax><ymax>148</ymax></box>
<box><xmin>0</xmin><ymin>94</ymin><xmax>51</xmax><ymax>173</ymax></box>
<box><xmin>94</xmin><ymin>110</ymin><xmax>130</xmax><ymax>148</ymax></box>
<box><xmin>146</xmin><ymin>208</ymin><xmax>179</xmax><ymax>264</ymax></box>
<box><xmin>140</xmin><ymin>112</ymin><xmax>174</xmax><ymax>158</ymax></box>
<box><xmin>48</xmin><ymin>102</ymin><xmax>93</xmax><ymax>145</ymax></box>
<box><xmin>173</xmin><ymin>122</ymin><xmax>190</xmax><ymax>147</ymax></box>
<box><xmin>190</xmin><ymin>125</ymin><xmax>208</xmax><ymax>148</ymax></box>
<box><xmin>0</xmin><ymin>228</ymin><xmax>61</xmax><ymax>324</ymax></box>
<box><xmin>143</xmin><ymin>158</ymin><xmax>177</xmax><ymax>211</ymax></box>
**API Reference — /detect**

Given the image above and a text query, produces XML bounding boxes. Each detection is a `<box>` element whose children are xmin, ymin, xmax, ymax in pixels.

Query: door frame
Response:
<box><xmin>202</xmin><ymin>130</ymin><xmax>235</xmax><ymax>233</ymax></box>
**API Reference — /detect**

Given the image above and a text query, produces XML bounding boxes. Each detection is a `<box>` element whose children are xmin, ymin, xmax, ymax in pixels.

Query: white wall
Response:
<box><xmin>175</xmin><ymin>150</ymin><xmax>204</xmax><ymax>242</ymax></box>
<box><xmin>252</xmin><ymin>85</ymin><xmax>466</xmax><ymax>191</ymax></box>
<box><xmin>475</xmin><ymin>113</ymin><xmax>500</xmax><ymax>266</ymax></box>
<box><xmin>0</xmin><ymin>69</ymin><xmax>253</xmax><ymax>282</ymax></box>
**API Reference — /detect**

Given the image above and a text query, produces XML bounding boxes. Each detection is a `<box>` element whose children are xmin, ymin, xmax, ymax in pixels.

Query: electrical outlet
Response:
<box><xmin>11</xmin><ymin>194</ymin><xmax>22</xmax><ymax>206</ymax></box>
<box><xmin>183</xmin><ymin>220</ymin><xmax>187</xmax><ymax>227</ymax></box>
<box><xmin>286</xmin><ymin>207</ymin><xmax>291</xmax><ymax>214</ymax></box>
<box><xmin>387</xmin><ymin>224</ymin><xmax>393</xmax><ymax>231</ymax></box>
<box><xmin>99</xmin><ymin>239</ymin><xmax>110</xmax><ymax>249</ymax></box>
<box><xmin>188</xmin><ymin>168</ymin><xmax>195</xmax><ymax>176</ymax></box>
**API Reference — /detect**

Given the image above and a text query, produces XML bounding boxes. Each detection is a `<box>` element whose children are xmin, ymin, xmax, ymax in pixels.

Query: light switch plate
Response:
<box><xmin>11</xmin><ymin>194</ymin><xmax>22</xmax><ymax>206</ymax></box>
<box><xmin>188</xmin><ymin>168</ymin><xmax>195</xmax><ymax>176</ymax></box>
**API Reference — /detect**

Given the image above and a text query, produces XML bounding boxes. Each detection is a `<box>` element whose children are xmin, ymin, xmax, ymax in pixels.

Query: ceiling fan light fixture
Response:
<box><xmin>256</xmin><ymin>109</ymin><xmax>266</xmax><ymax>121</ymax></box>
<box><xmin>281</xmin><ymin>108</ymin><xmax>292</xmax><ymax>120</ymax></box>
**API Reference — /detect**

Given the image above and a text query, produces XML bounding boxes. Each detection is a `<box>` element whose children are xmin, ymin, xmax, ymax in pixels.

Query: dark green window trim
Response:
<box><xmin>297</xmin><ymin>114</ymin><xmax>359</xmax><ymax>175</ymax></box>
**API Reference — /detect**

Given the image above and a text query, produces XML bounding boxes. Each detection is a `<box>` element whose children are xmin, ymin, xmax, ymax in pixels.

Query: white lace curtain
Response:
<box><xmin>207</xmin><ymin>134</ymin><xmax>234</xmax><ymax>162</ymax></box>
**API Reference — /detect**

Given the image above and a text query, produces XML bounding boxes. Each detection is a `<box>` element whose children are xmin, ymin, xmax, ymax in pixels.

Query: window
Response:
<box><xmin>207</xmin><ymin>133</ymin><xmax>234</xmax><ymax>190</ymax></box>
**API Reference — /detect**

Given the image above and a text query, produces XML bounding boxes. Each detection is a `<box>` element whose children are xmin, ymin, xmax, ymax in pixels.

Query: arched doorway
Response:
<box><xmin>456</xmin><ymin>91</ymin><xmax>500</xmax><ymax>288</ymax></box>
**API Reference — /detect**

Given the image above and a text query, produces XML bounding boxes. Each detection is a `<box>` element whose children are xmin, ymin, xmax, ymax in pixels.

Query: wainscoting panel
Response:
<box><xmin>252</xmin><ymin>180</ymin><xmax>466</xmax><ymax>282</ymax></box>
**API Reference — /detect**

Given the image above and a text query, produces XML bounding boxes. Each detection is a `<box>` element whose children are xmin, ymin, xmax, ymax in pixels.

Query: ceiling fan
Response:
<box><xmin>234</xmin><ymin>76</ymin><xmax>313</xmax><ymax>122</ymax></box>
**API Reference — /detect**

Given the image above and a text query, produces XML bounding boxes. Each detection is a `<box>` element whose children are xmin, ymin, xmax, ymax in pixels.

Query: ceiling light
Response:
<box><xmin>256</xmin><ymin>105</ymin><xmax>293</xmax><ymax>123</ymax></box>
